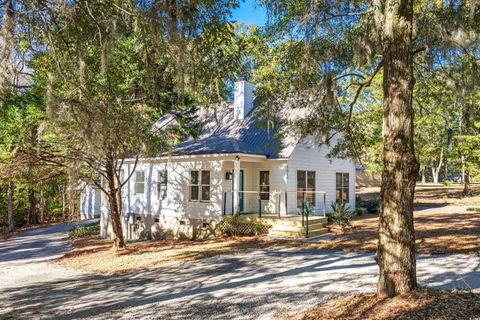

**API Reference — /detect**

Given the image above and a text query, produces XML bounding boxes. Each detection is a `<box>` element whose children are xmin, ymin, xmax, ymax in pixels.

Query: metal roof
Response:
<box><xmin>170</xmin><ymin>102</ymin><xmax>289</xmax><ymax>158</ymax></box>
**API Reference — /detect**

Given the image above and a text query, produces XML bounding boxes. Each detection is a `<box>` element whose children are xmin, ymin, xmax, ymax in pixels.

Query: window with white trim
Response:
<box><xmin>134</xmin><ymin>171</ymin><xmax>145</xmax><ymax>195</ymax></box>
<box><xmin>259</xmin><ymin>171</ymin><xmax>270</xmax><ymax>200</ymax></box>
<box><xmin>157</xmin><ymin>170</ymin><xmax>167</xmax><ymax>200</ymax></box>
<box><xmin>336</xmin><ymin>173</ymin><xmax>350</xmax><ymax>203</ymax></box>
<box><xmin>297</xmin><ymin>170</ymin><xmax>316</xmax><ymax>208</ymax></box>
<box><xmin>190</xmin><ymin>170</ymin><xmax>210</xmax><ymax>201</ymax></box>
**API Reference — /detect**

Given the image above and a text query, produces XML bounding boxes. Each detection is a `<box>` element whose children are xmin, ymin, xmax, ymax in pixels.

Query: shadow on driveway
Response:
<box><xmin>1</xmin><ymin>245</ymin><xmax>479</xmax><ymax>320</ymax></box>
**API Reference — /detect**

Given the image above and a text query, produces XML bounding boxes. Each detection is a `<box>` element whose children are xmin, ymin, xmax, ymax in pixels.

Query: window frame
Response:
<box><xmin>157</xmin><ymin>170</ymin><xmax>168</xmax><ymax>200</ymax></box>
<box><xmin>296</xmin><ymin>170</ymin><xmax>316</xmax><ymax>208</ymax></box>
<box><xmin>134</xmin><ymin>170</ymin><xmax>145</xmax><ymax>195</ymax></box>
<box><xmin>189</xmin><ymin>170</ymin><xmax>211</xmax><ymax>202</ymax></box>
<box><xmin>259</xmin><ymin>170</ymin><xmax>270</xmax><ymax>200</ymax></box>
<box><xmin>336</xmin><ymin>172</ymin><xmax>350</xmax><ymax>204</ymax></box>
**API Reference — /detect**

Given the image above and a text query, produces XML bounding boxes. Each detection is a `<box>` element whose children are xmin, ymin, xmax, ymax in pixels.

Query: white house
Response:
<box><xmin>81</xmin><ymin>81</ymin><xmax>356</xmax><ymax>239</ymax></box>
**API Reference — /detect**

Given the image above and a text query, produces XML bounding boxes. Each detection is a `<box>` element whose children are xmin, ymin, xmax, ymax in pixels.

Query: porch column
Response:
<box><xmin>233</xmin><ymin>156</ymin><xmax>241</xmax><ymax>215</ymax></box>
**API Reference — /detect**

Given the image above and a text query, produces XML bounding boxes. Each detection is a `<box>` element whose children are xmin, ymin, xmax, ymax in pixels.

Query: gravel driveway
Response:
<box><xmin>1</xmin><ymin>223</ymin><xmax>479</xmax><ymax>320</ymax></box>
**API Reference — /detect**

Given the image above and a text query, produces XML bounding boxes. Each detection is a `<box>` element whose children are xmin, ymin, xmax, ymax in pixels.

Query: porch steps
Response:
<box><xmin>268</xmin><ymin>217</ymin><xmax>329</xmax><ymax>239</ymax></box>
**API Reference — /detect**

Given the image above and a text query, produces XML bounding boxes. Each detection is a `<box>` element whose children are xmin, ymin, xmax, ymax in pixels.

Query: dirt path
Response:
<box><xmin>0</xmin><ymin>221</ymin><xmax>479</xmax><ymax>319</ymax></box>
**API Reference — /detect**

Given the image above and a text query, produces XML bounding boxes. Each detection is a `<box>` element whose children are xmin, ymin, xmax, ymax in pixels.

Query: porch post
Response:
<box><xmin>233</xmin><ymin>156</ymin><xmax>241</xmax><ymax>215</ymax></box>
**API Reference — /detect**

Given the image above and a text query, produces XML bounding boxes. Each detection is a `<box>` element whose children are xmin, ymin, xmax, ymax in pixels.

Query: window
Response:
<box><xmin>134</xmin><ymin>171</ymin><xmax>145</xmax><ymax>195</ymax></box>
<box><xmin>336</xmin><ymin>173</ymin><xmax>350</xmax><ymax>203</ymax></box>
<box><xmin>297</xmin><ymin>170</ymin><xmax>316</xmax><ymax>208</ymax></box>
<box><xmin>157</xmin><ymin>170</ymin><xmax>167</xmax><ymax>200</ymax></box>
<box><xmin>259</xmin><ymin>171</ymin><xmax>270</xmax><ymax>200</ymax></box>
<box><xmin>190</xmin><ymin>170</ymin><xmax>210</xmax><ymax>201</ymax></box>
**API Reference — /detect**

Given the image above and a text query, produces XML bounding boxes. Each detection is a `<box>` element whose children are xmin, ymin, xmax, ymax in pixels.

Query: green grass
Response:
<box><xmin>68</xmin><ymin>223</ymin><xmax>100</xmax><ymax>239</ymax></box>
<box><xmin>466</xmin><ymin>207</ymin><xmax>480</xmax><ymax>212</ymax></box>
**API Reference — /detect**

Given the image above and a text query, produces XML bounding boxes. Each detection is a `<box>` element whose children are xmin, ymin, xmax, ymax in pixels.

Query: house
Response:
<box><xmin>80</xmin><ymin>81</ymin><xmax>356</xmax><ymax>239</ymax></box>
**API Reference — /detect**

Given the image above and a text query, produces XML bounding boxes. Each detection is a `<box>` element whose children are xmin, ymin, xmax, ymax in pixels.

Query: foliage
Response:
<box><xmin>356</xmin><ymin>207</ymin><xmax>367</xmax><ymax>216</ymax></box>
<box><xmin>358</xmin><ymin>198</ymin><xmax>380</xmax><ymax>214</ymax></box>
<box><xmin>68</xmin><ymin>223</ymin><xmax>100</xmax><ymax>239</ymax></box>
<box><xmin>442</xmin><ymin>180</ymin><xmax>452</xmax><ymax>187</ymax></box>
<box><xmin>328</xmin><ymin>202</ymin><xmax>355</xmax><ymax>229</ymax></box>
<box><xmin>0</xmin><ymin>0</ymin><xmax>245</xmax><ymax>246</ymax></box>
<box><xmin>299</xmin><ymin>200</ymin><xmax>316</xmax><ymax>217</ymax></box>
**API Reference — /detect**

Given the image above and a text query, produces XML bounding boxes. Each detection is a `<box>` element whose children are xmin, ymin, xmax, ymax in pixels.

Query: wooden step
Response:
<box><xmin>307</xmin><ymin>217</ymin><xmax>328</xmax><ymax>224</ymax></box>
<box><xmin>268</xmin><ymin>230</ymin><xmax>305</xmax><ymax>238</ymax></box>
<box><xmin>269</xmin><ymin>219</ymin><xmax>327</xmax><ymax>234</ymax></box>
<box><xmin>307</xmin><ymin>222</ymin><xmax>327</xmax><ymax>230</ymax></box>
<box><xmin>268</xmin><ymin>227</ymin><xmax>329</xmax><ymax>238</ymax></box>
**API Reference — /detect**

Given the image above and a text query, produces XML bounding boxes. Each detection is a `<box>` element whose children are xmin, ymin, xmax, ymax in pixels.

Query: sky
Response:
<box><xmin>231</xmin><ymin>0</ymin><xmax>267</xmax><ymax>26</ymax></box>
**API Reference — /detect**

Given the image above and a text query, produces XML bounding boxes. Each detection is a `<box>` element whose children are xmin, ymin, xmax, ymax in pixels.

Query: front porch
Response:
<box><xmin>221</xmin><ymin>213</ymin><xmax>329</xmax><ymax>238</ymax></box>
<box><xmin>221</xmin><ymin>154</ymin><xmax>328</xmax><ymax>217</ymax></box>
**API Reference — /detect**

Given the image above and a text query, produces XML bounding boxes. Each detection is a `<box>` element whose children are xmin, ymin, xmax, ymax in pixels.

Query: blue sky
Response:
<box><xmin>231</xmin><ymin>0</ymin><xmax>267</xmax><ymax>26</ymax></box>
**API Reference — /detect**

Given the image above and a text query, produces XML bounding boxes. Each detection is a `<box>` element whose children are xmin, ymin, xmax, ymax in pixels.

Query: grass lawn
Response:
<box><xmin>300</xmin><ymin>289</ymin><xmax>480</xmax><ymax>320</ymax></box>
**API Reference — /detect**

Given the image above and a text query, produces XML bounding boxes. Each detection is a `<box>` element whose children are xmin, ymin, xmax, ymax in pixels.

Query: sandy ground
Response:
<box><xmin>313</xmin><ymin>205</ymin><xmax>480</xmax><ymax>254</ymax></box>
<box><xmin>301</xmin><ymin>289</ymin><xmax>480</xmax><ymax>320</ymax></box>
<box><xmin>357</xmin><ymin>184</ymin><xmax>480</xmax><ymax>206</ymax></box>
<box><xmin>1</xmin><ymin>222</ymin><xmax>480</xmax><ymax>320</ymax></box>
<box><xmin>58</xmin><ymin>203</ymin><xmax>480</xmax><ymax>276</ymax></box>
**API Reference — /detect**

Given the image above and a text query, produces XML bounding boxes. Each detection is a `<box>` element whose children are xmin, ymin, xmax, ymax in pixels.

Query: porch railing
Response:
<box><xmin>222</xmin><ymin>190</ymin><xmax>327</xmax><ymax>221</ymax></box>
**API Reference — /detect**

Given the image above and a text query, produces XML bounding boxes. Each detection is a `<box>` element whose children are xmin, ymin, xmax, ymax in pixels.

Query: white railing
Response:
<box><xmin>222</xmin><ymin>190</ymin><xmax>327</xmax><ymax>218</ymax></box>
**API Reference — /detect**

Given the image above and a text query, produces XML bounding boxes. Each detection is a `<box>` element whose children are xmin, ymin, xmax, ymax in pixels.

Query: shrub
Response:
<box><xmin>68</xmin><ymin>223</ymin><xmax>100</xmax><ymax>239</ymax></box>
<box><xmin>358</xmin><ymin>198</ymin><xmax>380</xmax><ymax>214</ymax></box>
<box><xmin>298</xmin><ymin>200</ymin><xmax>315</xmax><ymax>217</ymax></box>
<box><xmin>356</xmin><ymin>207</ymin><xmax>367</xmax><ymax>216</ymax></box>
<box><xmin>442</xmin><ymin>179</ymin><xmax>452</xmax><ymax>186</ymax></box>
<box><xmin>328</xmin><ymin>202</ymin><xmax>355</xmax><ymax>229</ymax></box>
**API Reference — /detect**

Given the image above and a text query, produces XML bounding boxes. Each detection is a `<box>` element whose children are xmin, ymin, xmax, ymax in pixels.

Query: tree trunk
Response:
<box><xmin>7</xmin><ymin>181</ymin><xmax>14</xmax><ymax>233</ymax></box>
<box><xmin>463</xmin><ymin>171</ymin><xmax>471</xmax><ymax>196</ymax></box>
<box><xmin>39</xmin><ymin>183</ymin><xmax>45</xmax><ymax>224</ymax></box>
<box><xmin>431</xmin><ymin>166</ymin><xmax>439</xmax><ymax>184</ymax></box>
<box><xmin>105</xmin><ymin>157</ymin><xmax>126</xmax><ymax>249</ymax></box>
<box><xmin>376</xmin><ymin>0</ymin><xmax>418</xmax><ymax>298</ymax></box>
<box><xmin>28</xmin><ymin>188</ymin><xmax>38</xmax><ymax>225</ymax></box>
<box><xmin>421</xmin><ymin>167</ymin><xmax>426</xmax><ymax>184</ymax></box>
<box><xmin>0</xmin><ymin>0</ymin><xmax>14</xmax><ymax>94</ymax></box>
<box><xmin>432</xmin><ymin>147</ymin><xmax>444</xmax><ymax>184</ymax></box>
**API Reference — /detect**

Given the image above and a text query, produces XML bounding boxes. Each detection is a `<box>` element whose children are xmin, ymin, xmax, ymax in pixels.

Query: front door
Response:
<box><xmin>240</xmin><ymin>170</ymin><xmax>245</xmax><ymax>212</ymax></box>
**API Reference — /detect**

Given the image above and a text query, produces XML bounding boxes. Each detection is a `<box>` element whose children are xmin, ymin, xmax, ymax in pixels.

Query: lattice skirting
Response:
<box><xmin>219</xmin><ymin>220</ymin><xmax>271</xmax><ymax>236</ymax></box>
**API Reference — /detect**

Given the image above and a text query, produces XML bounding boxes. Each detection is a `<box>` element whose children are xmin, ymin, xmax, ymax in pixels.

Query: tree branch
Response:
<box><xmin>346</xmin><ymin>61</ymin><xmax>383</xmax><ymax>128</ymax></box>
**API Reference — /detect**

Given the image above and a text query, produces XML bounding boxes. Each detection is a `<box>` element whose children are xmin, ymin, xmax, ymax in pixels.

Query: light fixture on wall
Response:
<box><xmin>225</xmin><ymin>170</ymin><xmax>233</xmax><ymax>180</ymax></box>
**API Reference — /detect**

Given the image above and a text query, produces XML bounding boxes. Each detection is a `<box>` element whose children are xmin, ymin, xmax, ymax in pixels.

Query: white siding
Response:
<box><xmin>286</xmin><ymin>136</ymin><xmax>356</xmax><ymax>214</ymax></box>
<box><xmin>80</xmin><ymin>185</ymin><xmax>101</xmax><ymax>220</ymax></box>
<box><xmin>222</xmin><ymin>160</ymin><xmax>288</xmax><ymax>215</ymax></box>
<box><xmin>121</xmin><ymin>159</ymin><xmax>224</xmax><ymax>221</ymax></box>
